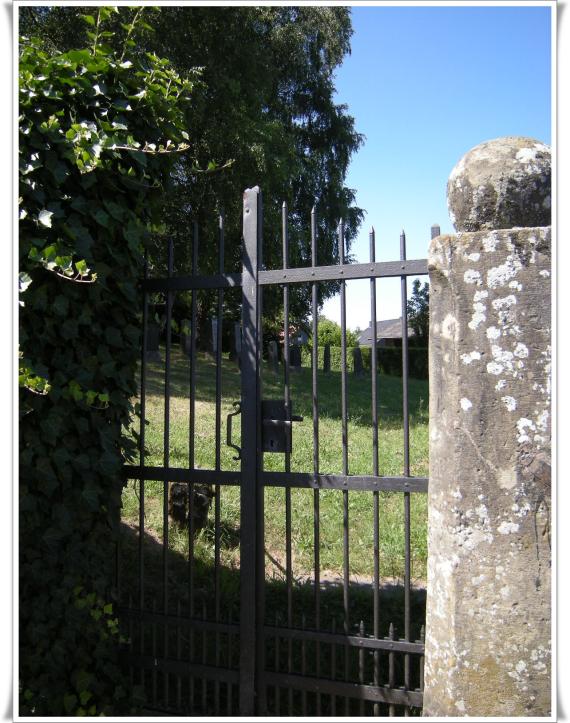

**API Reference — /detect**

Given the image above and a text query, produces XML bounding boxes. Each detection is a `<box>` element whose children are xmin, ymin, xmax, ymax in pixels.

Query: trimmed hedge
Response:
<box><xmin>300</xmin><ymin>345</ymin><xmax>428</xmax><ymax>380</ymax></box>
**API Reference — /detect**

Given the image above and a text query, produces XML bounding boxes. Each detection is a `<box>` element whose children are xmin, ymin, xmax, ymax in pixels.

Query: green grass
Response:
<box><xmin>121</xmin><ymin>344</ymin><xmax>429</xmax><ymax>587</ymax></box>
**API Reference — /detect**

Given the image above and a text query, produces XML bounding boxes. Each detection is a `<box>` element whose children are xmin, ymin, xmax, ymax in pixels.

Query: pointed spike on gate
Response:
<box><xmin>400</xmin><ymin>229</ymin><xmax>407</xmax><ymax>261</ymax></box>
<box><xmin>337</xmin><ymin>220</ymin><xmax>345</xmax><ymax>261</ymax></box>
<box><xmin>360</xmin><ymin>620</ymin><xmax>365</xmax><ymax>636</ymax></box>
<box><xmin>388</xmin><ymin>622</ymin><xmax>395</xmax><ymax>639</ymax></box>
<box><xmin>420</xmin><ymin>624</ymin><xmax>425</xmax><ymax>642</ymax></box>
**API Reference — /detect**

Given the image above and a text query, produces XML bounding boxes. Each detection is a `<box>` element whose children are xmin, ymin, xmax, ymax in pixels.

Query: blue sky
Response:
<box><xmin>321</xmin><ymin>3</ymin><xmax>552</xmax><ymax>330</ymax></box>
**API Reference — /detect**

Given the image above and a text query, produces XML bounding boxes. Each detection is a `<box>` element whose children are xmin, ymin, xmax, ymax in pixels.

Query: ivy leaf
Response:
<box><xmin>19</xmin><ymin>271</ymin><xmax>32</xmax><ymax>294</ymax></box>
<box><xmin>38</xmin><ymin>209</ymin><xmax>54</xmax><ymax>227</ymax></box>
<box><xmin>79</xmin><ymin>690</ymin><xmax>92</xmax><ymax>706</ymax></box>
<box><xmin>81</xmin><ymin>486</ymin><xmax>100</xmax><ymax>509</ymax></box>
<box><xmin>73</xmin><ymin>670</ymin><xmax>92</xmax><ymax>693</ymax></box>
<box><xmin>53</xmin><ymin>295</ymin><xmax>69</xmax><ymax>316</ymax></box>
<box><xmin>105</xmin><ymin>327</ymin><xmax>122</xmax><ymax>347</ymax></box>
<box><xmin>93</xmin><ymin>209</ymin><xmax>110</xmax><ymax>228</ymax></box>
<box><xmin>63</xmin><ymin>693</ymin><xmax>78</xmax><ymax>714</ymax></box>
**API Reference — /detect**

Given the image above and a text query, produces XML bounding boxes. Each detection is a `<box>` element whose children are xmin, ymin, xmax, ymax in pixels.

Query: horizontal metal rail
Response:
<box><xmin>119</xmin><ymin>606</ymin><xmax>240</xmax><ymax>636</ymax></box>
<box><xmin>140</xmin><ymin>258</ymin><xmax>428</xmax><ymax>293</ymax></box>
<box><xmin>264</xmin><ymin>626</ymin><xmax>424</xmax><ymax>655</ymax></box>
<box><xmin>262</xmin><ymin>670</ymin><xmax>423</xmax><ymax>707</ymax></box>
<box><xmin>143</xmin><ymin>272</ymin><xmax>241</xmax><ymax>292</ymax></box>
<box><xmin>125</xmin><ymin>653</ymin><xmax>239</xmax><ymax>684</ymax></box>
<box><xmin>263</xmin><ymin>472</ymin><xmax>428</xmax><ymax>492</ymax></box>
<box><xmin>123</xmin><ymin>465</ymin><xmax>241</xmax><ymax>486</ymax></box>
<box><xmin>259</xmin><ymin>259</ymin><xmax>428</xmax><ymax>285</ymax></box>
<box><xmin>123</xmin><ymin>465</ymin><xmax>428</xmax><ymax>493</ymax></box>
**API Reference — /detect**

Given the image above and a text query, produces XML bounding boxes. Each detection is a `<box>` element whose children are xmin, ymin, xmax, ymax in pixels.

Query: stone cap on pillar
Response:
<box><xmin>447</xmin><ymin>136</ymin><xmax>551</xmax><ymax>232</ymax></box>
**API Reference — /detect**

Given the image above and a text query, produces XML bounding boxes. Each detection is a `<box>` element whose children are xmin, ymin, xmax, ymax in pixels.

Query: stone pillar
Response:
<box><xmin>423</xmin><ymin>137</ymin><xmax>551</xmax><ymax>717</ymax></box>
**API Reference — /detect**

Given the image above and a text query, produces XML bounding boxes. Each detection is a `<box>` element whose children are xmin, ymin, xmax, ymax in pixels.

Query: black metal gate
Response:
<box><xmin>120</xmin><ymin>187</ymin><xmax>429</xmax><ymax>716</ymax></box>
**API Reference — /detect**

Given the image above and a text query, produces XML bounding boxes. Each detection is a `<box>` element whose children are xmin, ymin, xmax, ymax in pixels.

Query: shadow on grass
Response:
<box><xmin>118</xmin><ymin>519</ymin><xmax>426</xmax><ymax>717</ymax></box>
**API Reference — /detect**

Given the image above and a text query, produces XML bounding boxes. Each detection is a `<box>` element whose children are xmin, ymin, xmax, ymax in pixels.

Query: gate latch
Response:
<box><xmin>262</xmin><ymin>400</ymin><xmax>303</xmax><ymax>454</ymax></box>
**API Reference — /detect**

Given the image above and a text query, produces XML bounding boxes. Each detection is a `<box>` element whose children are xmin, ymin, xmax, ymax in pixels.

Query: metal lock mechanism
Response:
<box><xmin>226</xmin><ymin>399</ymin><xmax>303</xmax><ymax>459</ymax></box>
<box><xmin>262</xmin><ymin>400</ymin><xmax>303</xmax><ymax>453</ymax></box>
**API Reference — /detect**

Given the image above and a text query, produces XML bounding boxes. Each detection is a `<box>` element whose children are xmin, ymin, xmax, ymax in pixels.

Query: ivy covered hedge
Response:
<box><xmin>18</xmin><ymin>9</ymin><xmax>198</xmax><ymax>715</ymax></box>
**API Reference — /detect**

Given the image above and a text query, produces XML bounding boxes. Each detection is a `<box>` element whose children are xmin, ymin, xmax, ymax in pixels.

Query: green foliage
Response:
<box><xmin>19</xmin><ymin>9</ymin><xmax>198</xmax><ymax>715</ymax></box>
<box><xmin>316</xmin><ymin>317</ymin><xmax>359</xmax><ymax>348</ymax></box>
<box><xmin>19</xmin><ymin>6</ymin><xmax>364</xmax><ymax>331</ymax></box>
<box><xmin>407</xmin><ymin>279</ymin><xmax>430</xmax><ymax>344</ymax></box>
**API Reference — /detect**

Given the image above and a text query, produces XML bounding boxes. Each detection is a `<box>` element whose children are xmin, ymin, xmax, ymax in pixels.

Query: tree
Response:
<box><xmin>317</xmin><ymin>317</ymin><xmax>359</xmax><ymax>347</ymax></box>
<box><xmin>19</xmin><ymin>6</ymin><xmax>365</xmax><ymax>338</ymax></box>
<box><xmin>407</xmin><ymin>279</ymin><xmax>430</xmax><ymax>344</ymax></box>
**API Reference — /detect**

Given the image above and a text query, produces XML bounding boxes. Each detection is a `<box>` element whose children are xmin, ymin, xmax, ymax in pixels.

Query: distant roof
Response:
<box><xmin>357</xmin><ymin>318</ymin><xmax>415</xmax><ymax>345</ymax></box>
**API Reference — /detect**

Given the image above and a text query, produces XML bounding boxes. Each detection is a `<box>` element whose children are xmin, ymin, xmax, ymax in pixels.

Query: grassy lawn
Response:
<box><xmin>121</xmin><ymin>344</ymin><xmax>429</xmax><ymax>587</ymax></box>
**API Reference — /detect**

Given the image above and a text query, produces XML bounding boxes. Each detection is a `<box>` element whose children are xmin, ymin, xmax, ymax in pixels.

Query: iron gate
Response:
<box><xmin>120</xmin><ymin>187</ymin><xmax>429</xmax><ymax>716</ymax></box>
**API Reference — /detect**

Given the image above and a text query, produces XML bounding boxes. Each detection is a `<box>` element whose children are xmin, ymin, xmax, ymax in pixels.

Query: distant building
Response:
<box><xmin>357</xmin><ymin>318</ymin><xmax>416</xmax><ymax>347</ymax></box>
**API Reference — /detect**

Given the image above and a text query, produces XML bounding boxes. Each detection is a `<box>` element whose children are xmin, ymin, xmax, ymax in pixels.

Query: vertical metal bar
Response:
<box><xmin>214</xmin><ymin>212</ymin><xmax>224</xmax><ymax>714</ymax></box>
<box><xmin>190</xmin><ymin>221</ymin><xmax>199</xmax><ymax>470</ymax></box>
<box><xmin>139</xmin><ymin>254</ymin><xmax>148</xmax><ymax>615</ymax></box>
<box><xmin>189</xmin><ymin>221</ymin><xmax>199</xmax><ymax>706</ymax></box>
<box><xmin>400</xmin><ymin>230</ymin><xmax>411</xmax><ymax>711</ymax></box>
<box><xmin>301</xmin><ymin>614</ymin><xmax>307</xmax><ymax>715</ymax></box>
<box><xmin>419</xmin><ymin>625</ymin><xmax>425</xmax><ymax>694</ymax></box>
<box><xmin>202</xmin><ymin>598</ymin><xmax>208</xmax><ymax>713</ymax></box>
<box><xmin>311</xmin><ymin>206</ymin><xmax>321</xmax><ymax>716</ymax></box>
<box><xmin>163</xmin><ymin>238</ymin><xmax>174</xmax><ymax>707</ymax></box>
<box><xmin>388</xmin><ymin>622</ymin><xmax>395</xmax><ymax>717</ymax></box>
<box><xmin>331</xmin><ymin>617</ymin><xmax>337</xmax><ymax>716</ymax></box>
<box><xmin>176</xmin><ymin>600</ymin><xmax>182</xmax><ymax>711</ymax></box>
<box><xmin>128</xmin><ymin>594</ymin><xmax>133</xmax><ymax>688</ymax></box>
<box><xmin>275</xmin><ymin>614</ymin><xmax>281</xmax><ymax>716</ymax></box>
<box><xmin>282</xmin><ymin>202</ymin><xmax>293</xmax><ymax>715</ymax></box>
<box><xmin>338</xmin><ymin>220</ymin><xmax>350</xmax><ymax>713</ymax></box>
<box><xmin>152</xmin><ymin>597</ymin><xmax>157</xmax><ymax>708</ymax></box>
<box><xmin>359</xmin><ymin>620</ymin><xmax>365</xmax><ymax>716</ymax></box>
<box><xmin>239</xmin><ymin>186</ymin><xmax>262</xmax><ymax>715</ymax></box>
<box><xmin>370</xmin><ymin>228</ymin><xmax>381</xmax><ymax>716</ymax></box>
<box><xmin>227</xmin><ymin>610</ymin><xmax>233</xmax><ymax>716</ymax></box>
<box><xmin>257</xmin><ymin>197</ymin><xmax>267</xmax><ymax>716</ymax></box>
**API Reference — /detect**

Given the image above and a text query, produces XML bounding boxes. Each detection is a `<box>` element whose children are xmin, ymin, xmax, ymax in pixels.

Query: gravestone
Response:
<box><xmin>179</xmin><ymin>318</ymin><xmax>191</xmax><ymax>356</ymax></box>
<box><xmin>268</xmin><ymin>340</ymin><xmax>279</xmax><ymax>375</ymax></box>
<box><xmin>353</xmin><ymin>347</ymin><xmax>364</xmax><ymax>376</ymax></box>
<box><xmin>289</xmin><ymin>345</ymin><xmax>302</xmax><ymax>371</ymax></box>
<box><xmin>145</xmin><ymin>323</ymin><xmax>162</xmax><ymax>363</ymax></box>
<box><xmin>323</xmin><ymin>344</ymin><xmax>331</xmax><ymax>374</ymax></box>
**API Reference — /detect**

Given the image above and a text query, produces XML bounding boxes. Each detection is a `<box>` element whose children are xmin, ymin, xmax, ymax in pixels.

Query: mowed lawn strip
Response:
<box><xmin>122</xmin><ymin>346</ymin><xmax>429</xmax><ymax>582</ymax></box>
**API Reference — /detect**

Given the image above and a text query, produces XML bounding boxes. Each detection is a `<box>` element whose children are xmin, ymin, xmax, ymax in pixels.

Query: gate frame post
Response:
<box><xmin>239</xmin><ymin>186</ymin><xmax>263</xmax><ymax>714</ymax></box>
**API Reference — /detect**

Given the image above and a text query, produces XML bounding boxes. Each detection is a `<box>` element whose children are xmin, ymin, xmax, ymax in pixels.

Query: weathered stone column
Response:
<box><xmin>423</xmin><ymin>138</ymin><xmax>551</xmax><ymax>717</ymax></box>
